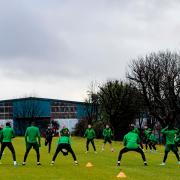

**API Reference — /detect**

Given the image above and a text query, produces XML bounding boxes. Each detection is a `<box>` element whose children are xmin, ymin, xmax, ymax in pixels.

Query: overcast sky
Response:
<box><xmin>0</xmin><ymin>0</ymin><xmax>180</xmax><ymax>101</ymax></box>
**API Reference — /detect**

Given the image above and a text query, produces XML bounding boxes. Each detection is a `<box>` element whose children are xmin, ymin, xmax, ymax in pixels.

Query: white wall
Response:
<box><xmin>54</xmin><ymin>118</ymin><xmax>79</xmax><ymax>133</ymax></box>
<box><xmin>0</xmin><ymin>119</ymin><xmax>13</xmax><ymax>128</ymax></box>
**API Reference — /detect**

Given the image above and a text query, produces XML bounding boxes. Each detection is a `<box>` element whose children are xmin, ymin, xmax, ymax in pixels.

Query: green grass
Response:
<box><xmin>0</xmin><ymin>137</ymin><xmax>179</xmax><ymax>180</ymax></box>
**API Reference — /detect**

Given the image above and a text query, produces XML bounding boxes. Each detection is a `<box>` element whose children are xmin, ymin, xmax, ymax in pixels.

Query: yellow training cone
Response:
<box><xmin>116</xmin><ymin>172</ymin><xmax>127</xmax><ymax>178</ymax></box>
<box><xmin>86</xmin><ymin>162</ymin><xmax>93</xmax><ymax>167</ymax></box>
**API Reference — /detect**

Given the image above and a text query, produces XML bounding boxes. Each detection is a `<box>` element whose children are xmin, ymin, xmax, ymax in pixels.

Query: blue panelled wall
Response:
<box><xmin>0</xmin><ymin>97</ymin><xmax>88</xmax><ymax>135</ymax></box>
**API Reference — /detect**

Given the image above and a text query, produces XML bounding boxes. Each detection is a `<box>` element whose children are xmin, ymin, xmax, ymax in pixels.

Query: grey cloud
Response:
<box><xmin>0</xmin><ymin>0</ymin><xmax>180</xmax><ymax>82</ymax></box>
<box><xmin>0</xmin><ymin>1</ymin><xmax>69</xmax><ymax>61</ymax></box>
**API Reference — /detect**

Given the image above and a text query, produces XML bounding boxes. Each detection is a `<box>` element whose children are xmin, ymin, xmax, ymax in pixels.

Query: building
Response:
<box><xmin>0</xmin><ymin>97</ymin><xmax>88</xmax><ymax>135</ymax></box>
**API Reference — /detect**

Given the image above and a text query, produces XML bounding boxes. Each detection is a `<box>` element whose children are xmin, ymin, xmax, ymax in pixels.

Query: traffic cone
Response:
<box><xmin>116</xmin><ymin>171</ymin><xmax>127</xmax><ymax>178</ymax></box>
<box><xmin>86</xmin><ymin>162</ymin><xmax>93</xmax><ymax>167</ymax></box>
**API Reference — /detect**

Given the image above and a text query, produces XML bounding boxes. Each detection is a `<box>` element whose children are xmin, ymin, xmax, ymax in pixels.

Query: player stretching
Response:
<box><xmin>45</xmin><ymin>125</ymin><xmax>54</xmax><ymax>153</ymax></box>
<box><xmin>84</xmin><ymin>124</ymin><xmax>97</xmax><ymax>153</ymax></box>
<box><xmin>0</xmin><ymin>122</ymin><xmax>17</xmax><ymax>166</ymax></box>
<box><xmin>117</xmin><ymin>124</ymin><xmax>147</xmax><ymax>166</ymax></box>
<box><xmin>102</xmin><ymin>124</ymin><xmax>114</xmax><ymax>152</ymax></box>
<box><xmin>51</xmin><ymin>128</ymin><xmax>78</xmax><ymax>165</ymax></box>
<box><xmin>144</xmin><ymin>126</ymin><xmax>152</xmax><ymax>152</ymax></box>
<box><xmin>160</xmin><ymin>125</ymin><xmax>180</xmax><ymax>165</ymax></box>
<box><xmin>22</xmin><ymin>121</ymin><xmax>41</xmax><ymax>166</ymax></box>
<box><xmin>148</xmin><ymin>132</ymin><xmax>158</xmax><ymax>153</ymax></box>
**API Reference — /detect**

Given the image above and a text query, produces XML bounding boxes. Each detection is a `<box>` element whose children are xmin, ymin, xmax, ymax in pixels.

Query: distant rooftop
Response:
<box><xmin>0</xmin><ymin>97</ymin><xmax>85</xmax><ymax>104</ymax></box>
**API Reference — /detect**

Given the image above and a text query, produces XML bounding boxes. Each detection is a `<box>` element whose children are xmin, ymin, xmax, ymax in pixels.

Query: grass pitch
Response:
<box><xmin>0</xmin><ymin>137</ymin><xmax>179</xmax><ymax>180</ymax></box>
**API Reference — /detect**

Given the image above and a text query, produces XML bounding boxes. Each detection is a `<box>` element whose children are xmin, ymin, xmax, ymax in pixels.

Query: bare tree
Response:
<box><xmin>128</xmin><ymin>51</ymin><xmax>180</xmax><ymax>127</ymax></box>
<box><xmin>84</xmin><ymin>81</ymin><xmax>99</xmax><ymax>124</ymax></box>
<box><xmin>74</xmin><ymin>82</ymin><xmax>100</xmax><ymax>137</ymax></box>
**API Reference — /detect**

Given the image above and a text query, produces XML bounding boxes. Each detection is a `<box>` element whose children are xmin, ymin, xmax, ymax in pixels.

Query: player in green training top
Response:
<box><xmin>160</xmin><ymin>125</ymin><xmax>180</xmax><ymax>165</ymax></box>
<box><xmin>143</xmin><ymin>126</ymin><xmax>152</xmax><ymax>151</ymax></box>
<box><xmin>0</xmin><ymin>122</ymin><xmax>17</xmax><ymax>166</ymax></box>
<box><xmin>102</xmin><ymin>124</ymin><xmax>114</xmax><ymax>152</ymax></box>
<box><xmin>132</xmin><ymin>126</ymin><xmax>144</xmax><ymax>150</ymax></box>
<box><xmin>148</xmin><ymin>131</ymin><xmax>158</xmax><ymax>153</ymax></box>
<box><xmin>84</xmin><ymin>124</ymin><xmax>97</xmax><ymax>153</ymax></box>
<box><xmin>22</xmin><ymin>121</ymin><xmax>41</xmax><ymax>166</ymax></box>
<box><xmin>51</xmin><ymin>128</ymin><xmax>78</xmax><ymax>165</ymax></box>
<box><xmin>117</xmin><ymin>124</ymin><xmax>147</xmax><ymax>166</ymax></box>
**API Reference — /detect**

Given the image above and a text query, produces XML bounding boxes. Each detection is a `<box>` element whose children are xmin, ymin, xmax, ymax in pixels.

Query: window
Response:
<box><xmin>0</xmin><ymin>107</ymin><xmax>4</xmax><ymax>113</ymax></box>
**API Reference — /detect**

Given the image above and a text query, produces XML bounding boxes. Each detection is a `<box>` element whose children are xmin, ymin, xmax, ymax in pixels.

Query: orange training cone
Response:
<box><xmin>86</xmin><ymin>162</ymin><xmax>93</xmax><ymax>167</ymax></box>
<box><xmin>116</xmin><ymin>171</ymin><xmax>127</xmax><ymax>178</ymax></box>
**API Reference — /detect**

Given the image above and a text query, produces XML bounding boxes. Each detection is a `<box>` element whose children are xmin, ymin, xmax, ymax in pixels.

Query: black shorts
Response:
<box><xmin>26</xmin><ymin>142</ymin><xmax>39</xmax><ymax>151</ymax></box>
<box><xmin>104</xmin><ymin>138</ymin><xmax>112</xmax><ymax>144</ymax></box>
<box><xmin>57</xmin><ymin>144</ymin><xmax>73</xmax><ymax>156</ymax></box>
<box><xmin>165</xmin><ymin>144</ymin><xmax>178</xmax><ymax>152</ymax></box>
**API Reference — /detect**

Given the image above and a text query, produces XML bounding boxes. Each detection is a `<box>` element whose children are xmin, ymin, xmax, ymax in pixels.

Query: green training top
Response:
<box><xmin>103</xmin><ymin>128</ymin><xmax>113</xmax><ymax>138</ymax></box>
<box><xmin>123</xmin><ymin>131</ymin><xmax>140</xmax><ymax>149</ymax></box>
<box><xmin>57</xmin><ymin>136</ymin><xmax>71</xmax><ymax>144</ymax></box>
<box><xmin>149</xmin><ymin>134</ymin><xmax>158</xmax><ymax>143</ymax></box>
<box><xmin>144</xmin><ymin>128</ymin><xmax>152</xmax><ymax>138</ymax></box>
<box><xmin>132</xmin><ymin>128</ymin><xmax>140</xmax><ymax>136</ymax></box>
<box><xmin>161</xmin><ymin>127</ymin><xmax>179</xmax><ymax>145</ymax></box>
<box><xmin>84</xmin><ymin>128</ymin><xmax>96</xmax><ymax>139</ymax></box>
<box><xmin>25</xmin><ymin>125</ymin><xmax>40</xmax><ymax>143</ymax></box>
<box><xmin>1</xmin><ymin>126</ymin><xmax>15</xmax><ymax>142</ymax></box>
